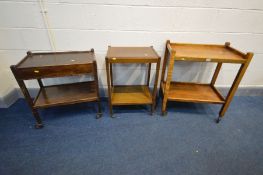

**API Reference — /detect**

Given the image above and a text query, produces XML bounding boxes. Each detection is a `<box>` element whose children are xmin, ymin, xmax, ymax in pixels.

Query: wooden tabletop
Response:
<box><xmin>106</xmin><ymin>46</ymin><xmax>159</xmax><ymax>59</ymax></box>
<box><xmin>170</xmin><ymin>43</ymin><xmax>246</xmax><ymax>63</ymax></box>
<box><xmin>17</xmin><ymin>51</ymin><xmax>95</xmax><ymax>68</ymax></box>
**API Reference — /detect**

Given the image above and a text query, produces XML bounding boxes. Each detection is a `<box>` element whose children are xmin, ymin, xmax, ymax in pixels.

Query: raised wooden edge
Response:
<box><xmin>167</xmin><ymin>41</ymin><xmax>252</xmax><ymax>63</ymax></box>
<box><xmin>224</xmin><ymin>42</ymin><xmax>247</xmax><ymax>59</ymax></box>
<box><xmin>174</xmin><ymin>57</ymin><xmax>246</xmax><ymax>64</ymax></box>
<box><xmin>169</xmin><ymin>41</ymin><xmax>225</xmax><ymax>47</ymax></box>
<box><xmin>15</xmin><ymin>49</ymin><xmax>96</xmax><ymax>68</ymax></box>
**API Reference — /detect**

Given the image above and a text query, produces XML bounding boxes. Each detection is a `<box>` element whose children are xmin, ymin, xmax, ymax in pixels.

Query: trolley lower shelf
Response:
<box><xmin>33</xmin><ymin>81</ymin><xmax>98</xmax><ymax>108</ymax></box>
<box><xmin>111</xmin><ymin>85</ymin><xmax>152</xmax><ymax>105</ymax></box>
<box><xmin>161</xmin><ymin>81</ymin><xmax>225</xmax><ymax>104</ymax></box>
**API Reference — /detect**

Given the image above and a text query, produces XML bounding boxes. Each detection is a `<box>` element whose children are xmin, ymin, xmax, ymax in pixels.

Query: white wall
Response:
<box><xmin>1</xmin><ymin>0</ymin><xmax>263</xmax><ymax>99</ymax></box>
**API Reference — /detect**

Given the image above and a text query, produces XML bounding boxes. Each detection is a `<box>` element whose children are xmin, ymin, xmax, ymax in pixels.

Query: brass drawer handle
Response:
<box><xmin>112</xmin><ymin>57</ymin><xmax>117</xmax><ymax>60</ymax></box>
<box><xmin>34</xmin><ymin>70</ymin><xmax>40</xmax><ymax>73</ymax></box>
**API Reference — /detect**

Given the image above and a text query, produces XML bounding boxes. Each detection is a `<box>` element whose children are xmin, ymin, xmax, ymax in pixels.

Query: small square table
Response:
<box><xmin>105</xmin><ymin>46</ymin><xmax>161</xmax><ymax>117</ymax></box>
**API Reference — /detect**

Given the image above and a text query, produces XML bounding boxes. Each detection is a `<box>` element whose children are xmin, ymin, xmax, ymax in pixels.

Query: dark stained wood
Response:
<box><xmin>11</xmin><ymin>65</ymin><xmax>43</xmax><ymax>128</ymax></box>
<box><xmin>15</xmin><ymin>50</ymin><xmax>95</xmax><ymax>80</ymax></box>
<box><xmin>34</xmin><ymin>82</ymin><xmax>98</xmax><ymax>108</ymax></box>
<box><xmin>146</xmin><ymin>63</ymin><xmax>151</xmax><ymax>86</ymax></box>
<box><xmin>10</xmin><ymin>49</ymin><xmax>101</xmax><ymax>128</ymax></box>
<box><xmin>93</xmin><ymin>61</ymin><xmax>102</xmax><ymax>118</ymax></box>
<box><xmin>17</xmin><ymin>51</ymin><xmax>95</xmax><ymax>68</ymax></box>
<box><xmin>15</xmin><ymin>64</ymin><xmax>93</xmax><ymax>80</ymax></box>
<box><xmin>37</xmin><ymin>79</ymin><xmax>44</xmax><ymax>87</ymax></box>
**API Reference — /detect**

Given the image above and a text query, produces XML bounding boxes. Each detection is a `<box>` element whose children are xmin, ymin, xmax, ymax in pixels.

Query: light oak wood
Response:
<box><xmin>160</xmin><ymin>41</ymin><xmax>253</xmax><ymax>122</ymax></box>
<box><xmin>161</xmin><ymin>51</ymin><xmax>175</xmax><ymax>114</ymax></box>
<box><xmin>211</xmin><ymin>63</ymin><xmax>222</xmax><ymax>85</ymax></box>
<box><xmin>219</xmin><ymin>52</ymin><xmax>253</xmax><ymax>117</ymax></box>
<box><xmin>170</xmin><ymin>43</ymin><xmax>246</xmax><ymax>63</ymax></box>
<box><xmin>111</xmin><ymin>85</ymin><xmax>152</xmax><ymax>105</ymax></box>
<box><xmin>161</xmin><ymin>82</ymin><xmax>225</xmax><ymax>104</ymax></box>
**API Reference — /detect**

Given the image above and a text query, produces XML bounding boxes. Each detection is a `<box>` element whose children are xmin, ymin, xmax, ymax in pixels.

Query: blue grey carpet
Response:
<box><xmin>0</xmin><ymin>96</ymin><xmax>263</xmax><ymax>175</ymax></box>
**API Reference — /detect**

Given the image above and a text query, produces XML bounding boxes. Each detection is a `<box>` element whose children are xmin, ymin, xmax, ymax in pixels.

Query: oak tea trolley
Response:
<box><xmin>160</xmin><ymin>41</ymin><xmax>253</xmax><ymax>123</ymax></box>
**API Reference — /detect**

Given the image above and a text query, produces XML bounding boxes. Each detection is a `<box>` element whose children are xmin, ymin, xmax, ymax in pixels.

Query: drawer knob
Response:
<box><xmin>34</xmin><ymin>70</ymin><xmax>40</xmax><ymax>73</ymax></box>
<box><xmin>112</xmin><ymin>57</ymin><xmax>116</xmax><ymax>60</ymax></box>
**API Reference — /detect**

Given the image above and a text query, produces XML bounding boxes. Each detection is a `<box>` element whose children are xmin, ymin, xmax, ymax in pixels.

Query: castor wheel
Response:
<box><xmin>216</xmin><ymin>117</ymin><xmax>221</xmax><ymax>124</ymax></box>
<box><xmin>96</xmin><ymin>113</ymin><xmax>103</xmax><ymax>119</ymax></box>
<box><xmin>162</xmin><ymin>111</ymin><xmax>167</xmax><ymax>116</ymax></box>
<box><xmin>35</xmin><ymin>123</ymin><xmax>44</xmax><ymax>129</ymax></box>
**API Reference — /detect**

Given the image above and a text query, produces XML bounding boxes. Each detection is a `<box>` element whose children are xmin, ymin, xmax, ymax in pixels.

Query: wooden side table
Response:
<box><xmin>160</xmin><ymin>40</ymin><xmax>253</xmax><ymax>123</ymax></box>
<box><xmin>10</xmin><ymin>49</ymin><xmax>102</xmax><ymax>128</ymax></box>
<box><xmin>105</xmin><ymin>46</ymin><xmax>161</xmax><ymax>117</ymax></box>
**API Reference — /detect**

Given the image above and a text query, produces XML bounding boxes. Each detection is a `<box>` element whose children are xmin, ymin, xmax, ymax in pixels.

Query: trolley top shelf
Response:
<box><xmin>106</xmin><ymin>46</ymin><xmax>160</xmax><ymax>63</ymax></box>
<box><xmin>168</xmin><ymin>42</ymin><xmax>250</xmax><ymax>63</ymax></box>
<box><xmin>17</xmin><ymin>50</ymin><xmax>95</xmax><ymax>68</ymax></box>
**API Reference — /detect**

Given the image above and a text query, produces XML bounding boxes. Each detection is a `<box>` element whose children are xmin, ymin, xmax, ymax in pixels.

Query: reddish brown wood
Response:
<box><xmin>107</xmin><ymin>47</ymin><xmax>159</xmax><ymax>60</ymax></box>
<box><xmin>105</xmin><ymin>46</ymin><xmax>160</xmax><ymax>116</ymax></box>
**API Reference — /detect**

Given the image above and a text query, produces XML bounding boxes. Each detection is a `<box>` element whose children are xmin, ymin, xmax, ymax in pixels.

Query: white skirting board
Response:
<box><xmin>1</xmin><ymin>86</ymin><xmax>263</xmax><ymax>108</ymax></box>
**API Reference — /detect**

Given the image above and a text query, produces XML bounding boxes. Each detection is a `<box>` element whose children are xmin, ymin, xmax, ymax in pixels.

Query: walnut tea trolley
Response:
<box><xmin>105</xmin><ymin>46</ymin><xmax>161</xmax><ymax>117</ymax></box>
<box><xmin>11</xmin><ymin>49</ymin><xmax>102</xmax><ymax>128</ymax></box>
<box><xmin>160</xmin><ymin>41</ymin><xmax>253</xmax><ymax>123</ymax></box>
